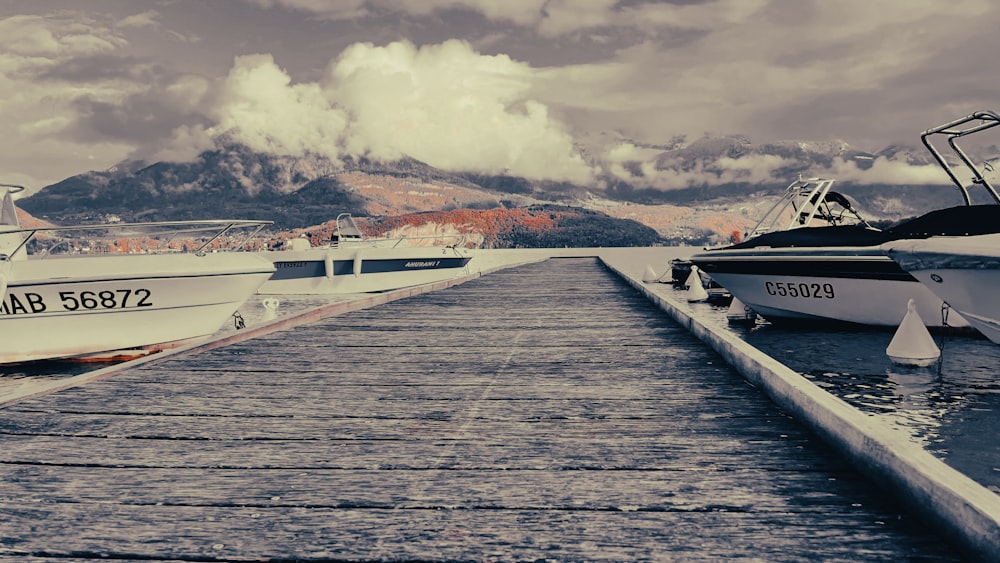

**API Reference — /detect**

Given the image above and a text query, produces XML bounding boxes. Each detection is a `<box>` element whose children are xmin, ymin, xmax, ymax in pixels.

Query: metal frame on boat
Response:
<box><xmin>689</xmin><ymin>110</ymin><xmax>1000</xmax><ymax>329</ymax></box>
<box><xmin>0</xmin><ymin>185</ymin><xmax>275</xmax><ymax>364</ymax></box>
<box><xmin>744</xmin><ymin>176</ymin><xmax>875</xmax><ymax>239</ymax></box>
<box><xmin>879</xmin><ymin>111</ymin><xmax>1000</xmax><ymax>342</ymax></box>
<box><xmin>668</xmin><ymin>176</ymin><xmax>873</xmax><ymax>304</ymax></box>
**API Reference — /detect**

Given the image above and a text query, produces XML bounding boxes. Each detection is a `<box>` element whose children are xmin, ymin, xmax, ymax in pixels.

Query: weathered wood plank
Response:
<box><xmin>0</xmin><ymin>503</ymin><xmax>924</xmax><ymax>561</ymax></box>
<box><xmin>0</xmin><ymin>465</ymin><xmax>877</xmax><ymax>510</ymax></box>
<box><xmin>0</xmin><ymin>435</ymin><xmax>837</xmax><ymax>475</ymax></box>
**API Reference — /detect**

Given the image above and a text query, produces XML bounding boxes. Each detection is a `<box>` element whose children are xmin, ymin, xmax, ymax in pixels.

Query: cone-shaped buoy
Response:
<box><xmin>886</xmin><ymin>299</ymin><xmax>940</xmax><ymax>367</ymax></box>
<box><xmin>686</xmin><ymin>266</ymin><xmax>709</xmax><ymax>302</ymax></box>
<box><xmin>642</xmin><ymin>265</ymin><xmax>658</xmax><ymax>283</ymax></box>
<box><xmin>261</xmin><ymin>297</ymin><xmax>280</xmax><ymax>322</ymax></box>
<box><xmin>726</xmin><ymin>296</ymin><xmax>756</xmax><ymax>324</ymax></box>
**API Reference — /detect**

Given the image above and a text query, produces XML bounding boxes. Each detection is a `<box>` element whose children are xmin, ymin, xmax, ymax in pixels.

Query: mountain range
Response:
<box><xmin>16</xmin><ymin>133</ymin><xmax>981</xmax><ymax>248</ymax></box>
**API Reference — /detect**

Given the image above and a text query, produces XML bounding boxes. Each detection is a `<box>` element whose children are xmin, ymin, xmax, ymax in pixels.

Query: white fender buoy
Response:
<box><xmin>726</xmin><ymin>296</ymin><xmax>756</xmax><ymax>325</ymax></box>
<box><xmin>353</xmin><ymin>249</ymin><xmax>363</xmax><ymax>277</ymax></box>
<box><xmin>324</xmin><ymin>251</ymin><xmax>335</xmax><ymax>280</ymax></box>
<box><xmin>261</xmin><ymin>297</ymin><xmax>280</xmax><ymax>322</ymax></box>
<box><xmin>288</xmin><ymin>236</ymin><xmax>311</xmax><ymax>251</ymax></box>
<box><xmin>0</xmin><ymin>259</ymin><xmax>10</xmax><ymax>303</ymax></box>
<box><xmin>886</xmin><ymin>299</ymin><xmax>940</xmax><ymax>367</ymax></box>
<box><xmin>642</xmin><ymin>265</ymin><xmax>658</xmax><ymax>283</ymax></box>
<box><xmin>686</xmin><ymin>266</ymin><xmax>709</xmax><ymax>302</ymax></box>
<box><xmin>683</xmin><ymin>266</ymin><xmax>699</xmax><ymax>289</ymax></box>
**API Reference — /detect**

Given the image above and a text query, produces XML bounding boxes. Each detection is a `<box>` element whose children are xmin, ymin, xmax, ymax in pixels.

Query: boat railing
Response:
<box><xmin>327</xmin><ymin>212</ymin><xmax>473</xmax><ymax>251</ymax></box>
<box><xmin>921</xmin><ymin>109</ymin><xmax>1000</xmax><ymax>205</ymax></box>
<box><xmin>0</xmin><ymin>219</ymin><xmax>274</xmax><ymax>261</ymax></box>
<box><xmin>329</xmin><ymin>233</ymin><xmax>472</xmax><ymax>251</ymax></box>
<box><xmin>745</xmin><ymin>176</ymin><xmax>873</xmax><ymax>239</ymax></box>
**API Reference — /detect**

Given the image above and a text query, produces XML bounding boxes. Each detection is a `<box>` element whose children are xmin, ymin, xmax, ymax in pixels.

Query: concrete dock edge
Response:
<box><xmin>603</xmin><ymin>259</ymin><xmax>1000</xmax><ymax>562</ymax></box>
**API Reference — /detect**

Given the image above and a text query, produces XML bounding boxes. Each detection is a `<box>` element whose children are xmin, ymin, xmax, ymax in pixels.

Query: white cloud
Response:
<box><xmin>602</xmin><ymin>142</ymin><xmax>963</xmax><ymax>192</ymax></box>
<box><xmin>825</xmin><ymin>157</ymin><xmax>950</xmax><ymax>185</ymax></box>
<box><xmin>605</xmin><ymin>141</ymin><xmax>661</xmax><ymax>164</ymax></box>
<box><xmin>212</xmin><ymin>53</ymin><xmax>349</xmax><ymax>159</ymax></box>
<box><xmin>328</xmin><ymin>39</ymin><xmax>593</xmax><ymax>181</ymax></box>
<box><xmin>0</xmin><ymin>14</ymin><xmax>125</xmax><ymax>59</ymax></box>
<box><xmin>0</xmin><ymin>14</ymin><xmax>139</xmax><ymax>190</ymax></box>
<box><xmin>713</xmin><ymin>154</ymin><xmax>796</xmax><ymax>184</ymax></box>
<box><xmin>211</xmin><ymin>40</ymin><xmax>595</xmax><ymax>183</ymax></box>
<box><xmin>148</xmin><ymin>124</ymin><xmax>215</xmax><ymax>164</ymax></box>
<box><xmin>630</xmin><ymin>153</ymin><xmax>799</xmax><ymax>190</ymax></box>
<box><xmin>116</xmin><ymin>11</ymin><xmax>161</xmax><ymax>30</ymax></box>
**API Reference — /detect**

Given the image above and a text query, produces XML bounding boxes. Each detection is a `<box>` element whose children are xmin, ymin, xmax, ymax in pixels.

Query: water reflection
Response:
<box><xmin>671</xmin><ymin>285</ymin><xmax>1000</xmax><ymax>492</ymax></box>
<box><xmin>0</xmin><ymin>360</ymin><xmax>100</xmax><ymax>380</ymax></box>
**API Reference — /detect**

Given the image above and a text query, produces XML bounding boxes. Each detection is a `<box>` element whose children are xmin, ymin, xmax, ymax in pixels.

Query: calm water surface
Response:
<box><xmin>675</xmin><ymin>284</ymin><xmax>1000</xmax><ymax>493</ymax></box>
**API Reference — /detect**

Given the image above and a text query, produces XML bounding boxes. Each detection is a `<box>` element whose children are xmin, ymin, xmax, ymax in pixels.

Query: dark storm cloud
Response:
<box><xmin>34</xmin><ymin>52</ymin><xmax>154</xmax><ymax>83</ymax></box>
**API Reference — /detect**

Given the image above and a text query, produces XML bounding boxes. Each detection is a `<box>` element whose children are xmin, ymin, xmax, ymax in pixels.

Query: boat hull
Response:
<box><xmin>690</xmin><ymin>247</ymin><xmax>969</xmax><ymax>328</ymax></box>
<box><xmin>258</xmin><ymin>247</ymin><xmax>474</xmax><ymax>294</ymax></box>
<box><xmin>887</xmin><ymin>235</ymin><xmax>1000</xmax><ymax>343</ymax></box>
<box><xmin>0</xmin><ymin>253</ymin><xmax>274</xmax><ymax>364</ymax></box>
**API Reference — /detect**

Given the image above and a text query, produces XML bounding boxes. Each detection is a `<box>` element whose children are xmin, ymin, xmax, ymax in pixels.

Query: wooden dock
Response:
<box><xmin>0</xmin><ymin>258</ymin><xmax>962</xmax><ymax>561</ymax></box>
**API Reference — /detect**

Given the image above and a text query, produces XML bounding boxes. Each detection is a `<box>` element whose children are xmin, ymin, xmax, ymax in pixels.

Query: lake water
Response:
<box><xmin>663</xmin><ymin>281</ymin><xmax>1000</xmax><ymax>494</ymax></box>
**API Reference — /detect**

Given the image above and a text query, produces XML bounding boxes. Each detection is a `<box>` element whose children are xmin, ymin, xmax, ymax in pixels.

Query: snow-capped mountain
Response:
<box><xmin>16</xmin><ymin>132</ymin><xmax>982</xmax><ymax>247</ymax></box>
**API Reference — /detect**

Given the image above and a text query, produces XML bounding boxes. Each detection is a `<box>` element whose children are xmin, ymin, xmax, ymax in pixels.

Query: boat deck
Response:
<box><xmin>0</xmin><ymin>258</ymin><xmax>964</xmax><ymax>560</ymax></box>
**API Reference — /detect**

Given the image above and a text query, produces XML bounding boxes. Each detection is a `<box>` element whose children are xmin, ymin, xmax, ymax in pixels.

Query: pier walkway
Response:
<box><xmin>0</xmin><ymin>257</ymin><xmax>964</xmax><ymax>561</ymax></box>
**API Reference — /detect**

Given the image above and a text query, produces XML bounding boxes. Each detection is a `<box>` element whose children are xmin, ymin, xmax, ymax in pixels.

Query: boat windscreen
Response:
<box><xmin>822</xmin><ymin>191</ymin><xmax>854</xmax><ymax>210</ymax></box>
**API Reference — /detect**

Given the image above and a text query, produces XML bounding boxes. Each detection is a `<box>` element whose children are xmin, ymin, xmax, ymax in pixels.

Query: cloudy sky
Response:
<box><xmin>2</xmin><ymin>0</ymin><xmax>999</xmax><ymax>193</ymax></box>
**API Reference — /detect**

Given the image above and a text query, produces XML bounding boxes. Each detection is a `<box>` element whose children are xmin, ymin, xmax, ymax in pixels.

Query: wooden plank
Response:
<box><xmin>0</xmin><ymin>503</ymin><xmax>927</xmax><ymax>561</ymax></box>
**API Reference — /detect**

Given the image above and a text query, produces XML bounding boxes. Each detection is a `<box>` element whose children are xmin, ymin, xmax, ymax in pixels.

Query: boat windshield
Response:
<box><xmin>0</xmin><ymin>185</ymin><xmax>26</xmax><ymax>261</ymax></box>
<box><xmin>333</xmin><ymin>213</ymin><xmax>366</xmax><ymax>243</ymax></box>
<box><xmin>328</xmin><ymin>213</ymin><xmax>471</xmax><ymax>250</ymax></box>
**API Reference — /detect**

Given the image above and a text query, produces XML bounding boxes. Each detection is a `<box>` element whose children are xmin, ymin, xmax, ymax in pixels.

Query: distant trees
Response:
<box><xmin>360</xmin><ymin>205</ymin><xmax>665</xmax><ymax>249</ymax></box>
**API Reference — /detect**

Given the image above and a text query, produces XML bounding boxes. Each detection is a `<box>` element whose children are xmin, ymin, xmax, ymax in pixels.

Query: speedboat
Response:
<box><xmin>886</xmin><ymin>233</ymin><xmax>1000</xmax><ymax>344</ymax></box>
<box><xmin>258</xmin><ymin>213</ymin><xmax>474</xmax><ymax>294</ymax></box>
<box><xmin>668</xmin><ymin>175</ymin><xmax>873</xmax><ymax>304</ymax></box>
<box><xmin>0</xmin><ymin>184</ymin><xmax>275</xmax><ymax>364</ymax></box>
<box><xmin>689</xmin><ymin>110</ymin><xmax>1000</xmax><ymax>329</ymax></box>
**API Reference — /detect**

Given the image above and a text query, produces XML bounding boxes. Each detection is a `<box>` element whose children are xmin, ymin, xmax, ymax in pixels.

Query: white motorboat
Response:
<box><xmin>689</xmin><ymin>110</ymin><xmax>1000</xmax><ymax>329</ymax></box>
<box><xmin>886</xmin><ymin>233</ymin><xmax>1000</xmax><ymax>344</ymax></box>
<box><xmin>0</xmin><ymin>185</ymin><xmax>275</xmax><ymax>364</ymax></box>
<box><xmin>258</xmin><ymin>213</ymin><xmax>474</xmax><ymax>294</ymax></box>
<box><xmin>668</xmin><ymin>175</ymin><xmax>872</xmax><ymax>305</ymax></box>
